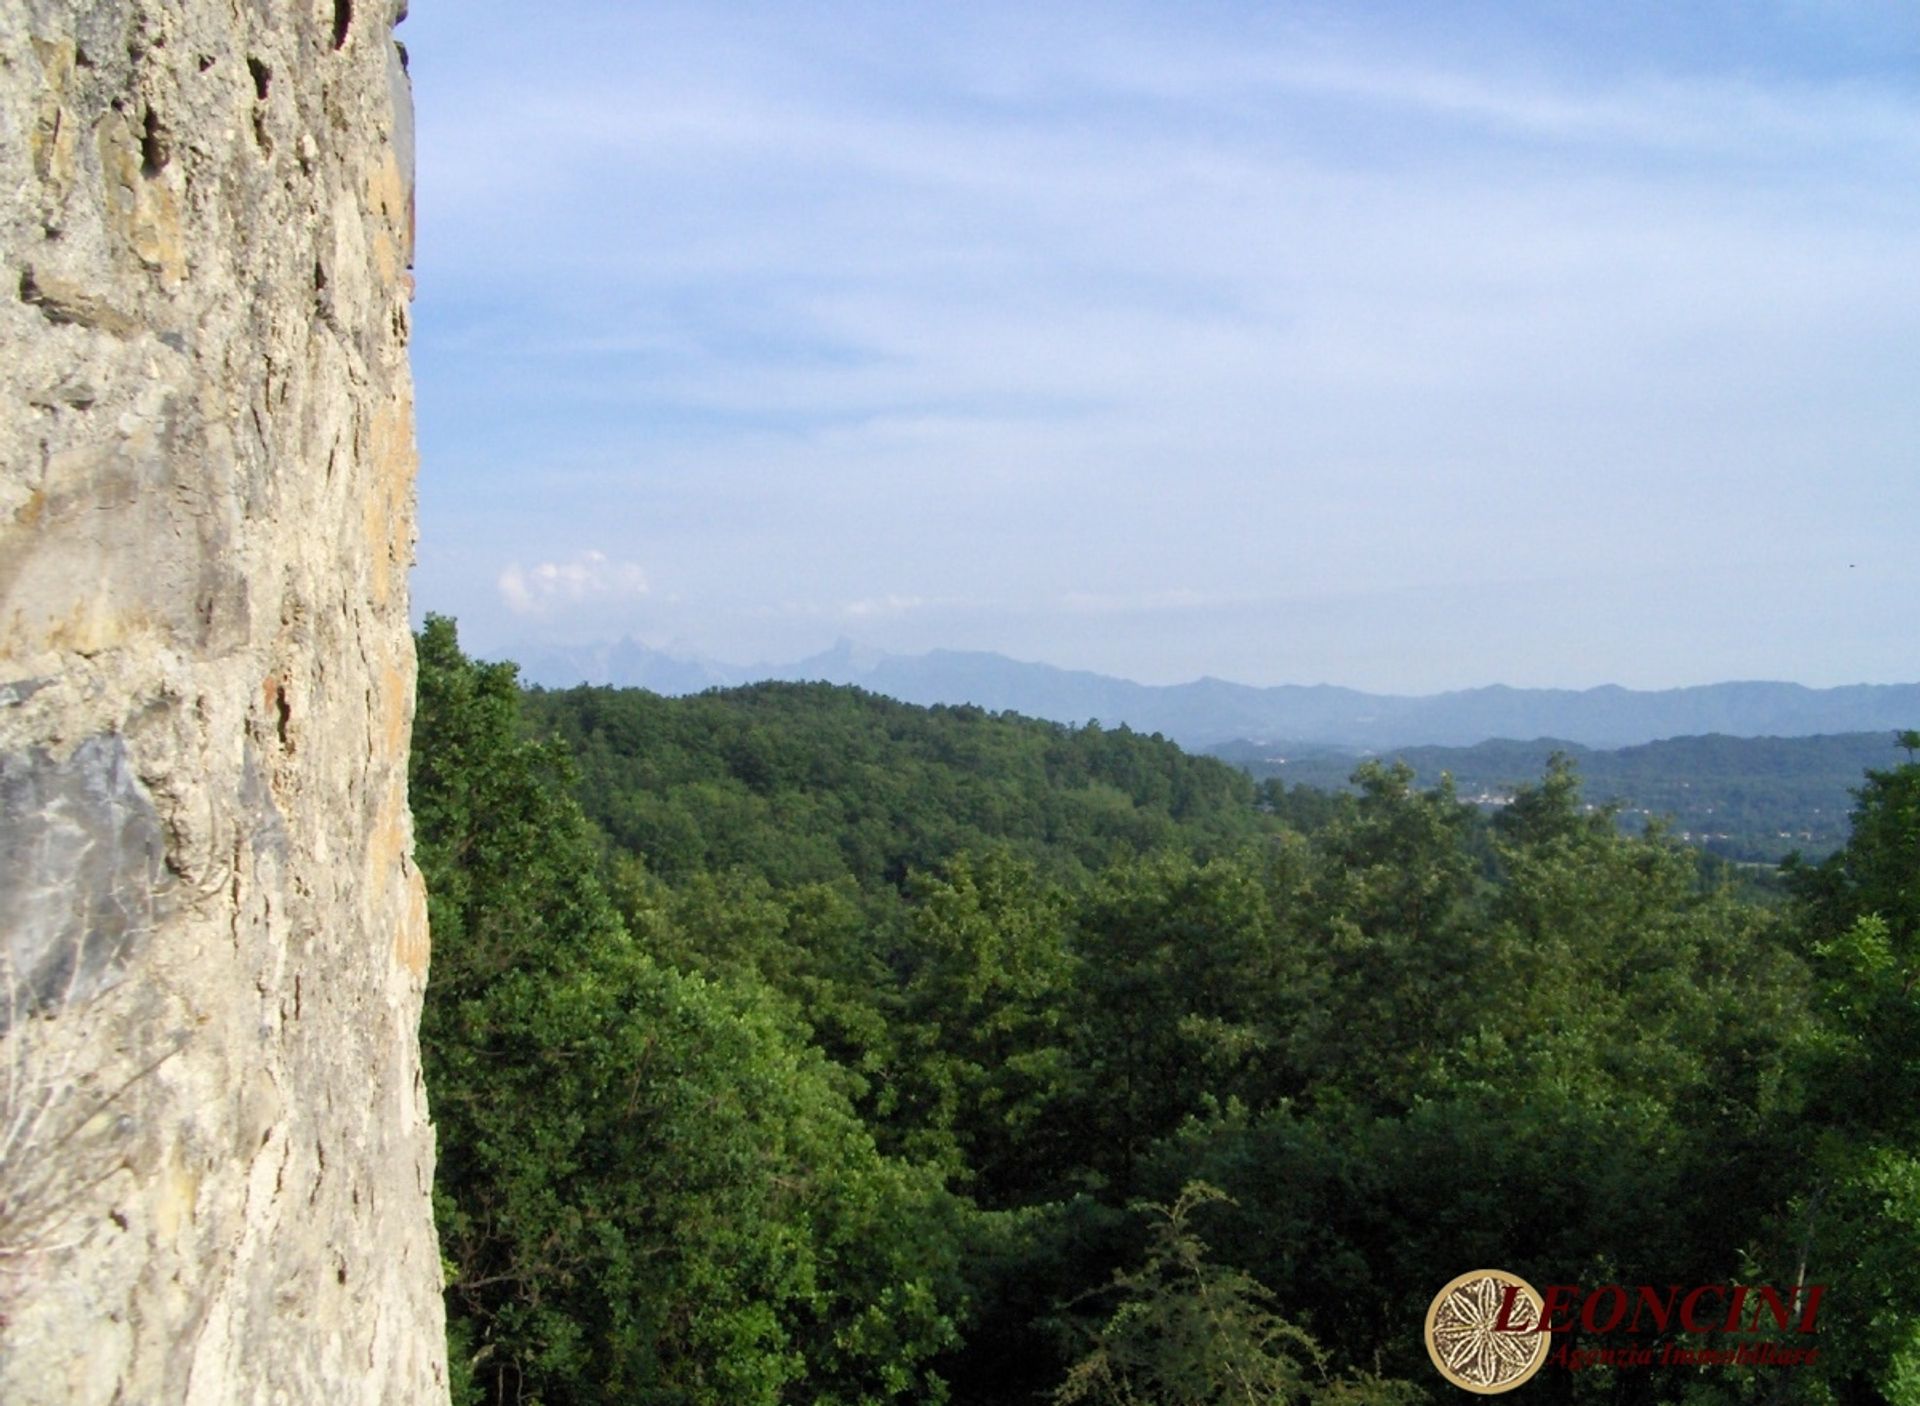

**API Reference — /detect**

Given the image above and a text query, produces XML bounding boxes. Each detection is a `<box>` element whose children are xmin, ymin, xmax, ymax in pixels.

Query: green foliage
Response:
<box><xmin>894</xmin><ymin>852</ymin><xmax>1077</xmax><ymax>1198</ymax></box>
<box><xmin>414</xmin><ymin>619</ymin><xmax>966</xmax><ymax>1406</ymax></box>
<box><xmin>1221</xmin><ymin>731</ymin><xmax>1900</xmax><ymax>862</ymax></box>
<box><xmin>1790</xmin><ymin>743</ymin><xmax>1920</xmax><ymax>973</ymax></box>
<box><xmin>415</xmin><ymin>622</ymin><xmax>1917</xmax><ymax>1406</ymax></box>
<box><xmin>523</xmin><ymin>681</ymin><xmax>1271</xmax><ymax>892</ymax></box>
<box><xmin>1053</xmin><ymin>1183</ymin><xmax>1417</xmax><ymax>1406</ymax></box>
<box><xmin>1128</xmin><ymin>762</ymin><xmax>1811</xmax><ymax>1391</ymax></box>
<box><xmin>1064</xmin><ymin>853</ymin><xmax>1282</xmax><ymax>1191</ymax></box>
<box><xmin>1774</xmin><ymin>742</ymin><xmax>1920</xmax><ymax>1404</ymax></box>
<box><xmin>1283</xmin><ymin>762</ymin><xmax>1485</xmax><ymax>1108</ymax></box>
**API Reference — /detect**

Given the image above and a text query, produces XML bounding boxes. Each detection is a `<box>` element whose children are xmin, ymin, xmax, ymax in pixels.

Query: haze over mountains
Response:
<box><xmin>510</xmin><ymin>639</ymin><xmax>1920</xmax><ymax>750</ymax></box>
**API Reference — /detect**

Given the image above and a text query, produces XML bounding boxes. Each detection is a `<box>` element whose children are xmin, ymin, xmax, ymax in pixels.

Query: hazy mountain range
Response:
<box><xmin>509</xmin><ymin>638</ymin><xmax>1920</xmax><ymax>750</ymax></box>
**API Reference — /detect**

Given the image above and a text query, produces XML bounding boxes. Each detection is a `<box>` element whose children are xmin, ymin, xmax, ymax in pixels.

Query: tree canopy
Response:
<box><xmin>412</xmin><ymin>618</ymin><xmax>1919</xmax><ymax>1406</ymax></box>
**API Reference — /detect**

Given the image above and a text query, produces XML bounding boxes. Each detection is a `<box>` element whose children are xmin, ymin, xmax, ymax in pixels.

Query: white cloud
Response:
<box><xmin>1060</xmin><ymin>588</ymin><xmax>1214</xmax><ymax>615</ymax></box>
<box><xmin>498</xmin><ymin>550</ymin><xmax>650</xmax><ymax>616</ymax></box>
<box><xmin>842</xmin><ymin>594</ymin><xmax>929</xmax><ymax>620</ymax></box>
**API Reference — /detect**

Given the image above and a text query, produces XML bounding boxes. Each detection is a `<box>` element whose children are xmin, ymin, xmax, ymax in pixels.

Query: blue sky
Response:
<box><xmin>402</xmin><ymin>1</ymin><xmax>1919</xmax><ymax>693</ymax></box>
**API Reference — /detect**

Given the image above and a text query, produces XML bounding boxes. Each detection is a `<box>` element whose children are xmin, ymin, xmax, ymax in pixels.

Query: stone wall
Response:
<box><xmin>0</xmin><ymin>0</ymin><xmax>446</xmax><ymax>1401</ymax></box>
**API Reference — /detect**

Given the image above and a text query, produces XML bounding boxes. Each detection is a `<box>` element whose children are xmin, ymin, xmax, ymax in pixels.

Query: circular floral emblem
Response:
<box><xmin>1424</xmin><ymin>1269</ymin><xmax>1550</xmax><ymax>1393</ymax></box>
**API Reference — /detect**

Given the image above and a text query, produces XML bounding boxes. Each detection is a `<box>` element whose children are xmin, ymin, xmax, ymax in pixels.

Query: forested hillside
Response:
<box><xmin>413</xmin><ymin>617</ymin><xmax>1920</xmax><ymax>1406</ymax></box>
<box><xmin>518</xmin><ymin>678</ymin><xmax>1293</xmax><ymax>890</ymax></box>
<box><xmin>1213</xmin><ymin>732</ymin><xmax>1901</xmax><ymax>862</ymax></box>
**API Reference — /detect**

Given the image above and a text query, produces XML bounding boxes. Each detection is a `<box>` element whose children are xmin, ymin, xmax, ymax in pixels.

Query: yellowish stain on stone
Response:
<box><xmin>133</xmin><ymin>179</ymin><xmax>187</xmax><ymax>290</ymax></box>
<box><xmin>395</xmin><ymin>866</ymin><xmax>430</xmax><ymax>979</ymax></box>
<box><xmin>368</xmin><ymin>779</ymin><xmax>429</xmax><ymax>977</ymax></box>
<box><xmin>361</xmin><ymin>389</ymin><xmax>415</xmax><ymax>608</ymax></box>
<box><xmin>55</xmin><ymin>596</ymin><xmax>130</xmax><ymax>654</ymax></box>
<box><xmin>368</xmin><ymin>780</ymin><xmax>403</xmax><ymax>886</ymax></box>
<box><xmin>94</xmin><ymin>106</ymin><xmax>187</xmax><ymax>289</ymax></box>
<box><xmin>365</xmin><ymin>153</ymin><xmax>406</xmax><ymax>286</ymax></box>
<box><xmin>379</xmin><ymin>660</ymin><xmax>411</xmax><ymax>758</ymax></box>
<box><xmin>30</xmin><ymin>39</ymin><xmax>79</xmax><ymax>198</ymax></box>
<box><xmin>7</xmin><ymin>595</ymin><xmax>150</xmax><ymax>658</ymax></box>
<box><xmin>12</xmin><ymin>488</ymin><xmax>47</xmax><ymax>531</ymax></box>
<box><xmin>19</xmin><ymin>267</ymin><xmax>141</xmax><ymax>336</ymax></box>
<box><xmin>153</xmin><ymin>1144</ymin><xmax>201</xmax><ymax>1242</ymax></box>
<box><xmin>96</xmin><ymin>109</ymin><xmax>142</xmax><ymax>235</ymax></box>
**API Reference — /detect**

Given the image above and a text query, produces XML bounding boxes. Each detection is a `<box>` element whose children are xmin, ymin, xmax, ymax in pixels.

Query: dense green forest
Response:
<box><xmin>412</xmin><ymin>617</ymin><xmax>1920</xmax><ymax>1406</ymax></box>
<box><xmin>1209</xmin><ymin>732</ymin><xmax>1903</xmax><ymax>863</ymax></box>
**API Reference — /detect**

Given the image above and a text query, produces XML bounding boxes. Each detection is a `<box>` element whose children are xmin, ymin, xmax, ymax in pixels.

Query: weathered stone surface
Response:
<box><xmin>0</xmin><ymin>0</ymin><xmax>445</xmax><ymax>1401</ymax></box>
<box><xmin>0</xmin><ymin>735</ymin><xmax>172</xmax><ymax>1033</ymax></box>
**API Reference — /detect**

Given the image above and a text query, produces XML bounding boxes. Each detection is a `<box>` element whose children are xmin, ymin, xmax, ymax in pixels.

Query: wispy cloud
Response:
<box><xmin>842</xmin><ymin>594</ymin><xmax>930</xmax><ymax>620</ymax></box>
<box><xmin>498</xmin><ymin>550</ymin><xmax>650</xmax><ymax>617</ymax></box>
<box><xmin>1060</xmin><ymin>589</ymin><xmax>1216</xmax><ymax>615</ymax></box>
<box><xmin>409</xmin><ymin>1</ymin><xmax>1920</xmax><ymax>690</ymax></box>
